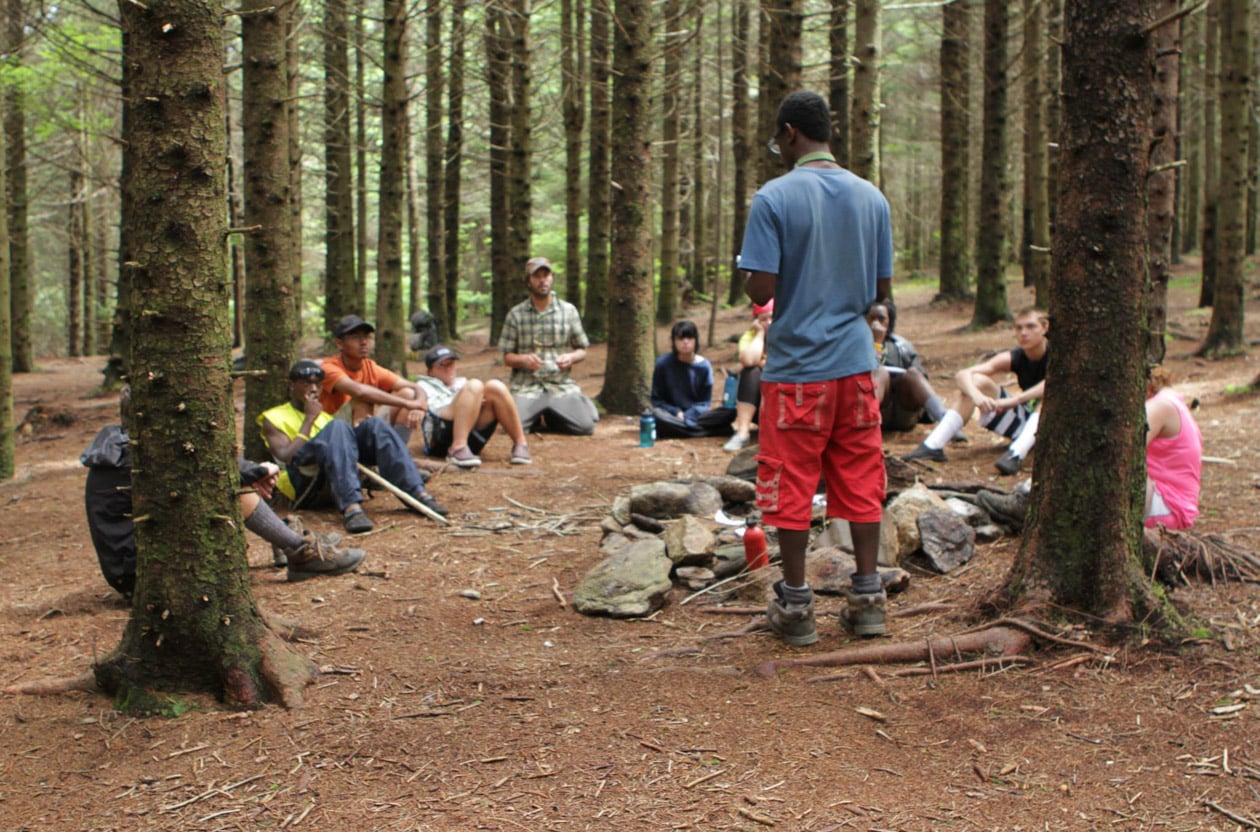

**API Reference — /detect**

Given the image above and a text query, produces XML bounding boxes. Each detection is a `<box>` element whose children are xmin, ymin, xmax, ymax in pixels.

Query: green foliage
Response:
<box><xmin>114</xmin><ymin>687</ymin><xmax>198</xmax><ymax>718</ymax></box>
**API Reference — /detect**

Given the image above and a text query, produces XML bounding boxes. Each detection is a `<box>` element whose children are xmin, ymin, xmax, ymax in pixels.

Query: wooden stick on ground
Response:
<box><xmin>357</xmin><ymin>463</ymin><xmax>449</xmax><ymax>525</ymax></box>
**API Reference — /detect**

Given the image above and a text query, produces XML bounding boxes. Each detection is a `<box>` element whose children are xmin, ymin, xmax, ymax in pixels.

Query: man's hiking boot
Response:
<box><xmin>343</xmin><ymin>508</ymin><xmax>374</xmax><ymax>534</ymax></box>
<box><xmin>766</xmin><ymin>580</ymin><xmax>819</xmax><ymax>646</ymax></box>
<box><xmin>448</xmin><ymin>445</ymin><xmax>482</xmax><ymax>469</ymax></box>
<box><xmin>903</xmin><ymin>443</ymin><xmax>947</xmax><ymax>463</ymax></box>
<box><xmin>286</xmin><ymin>531</ymin><xmax>366</xmax><ymax>582</ymax></box>
<box><xmin>994</xmin><ymin>450</ymin><xmax>1023</xmax><ymax>476</ymax></box>
<box><xmin>976</xmin><ymin>488</ymin><xmax>1029</xmax><ymax>531</ymax></box>
<box><xmin>839</xmin><ymin>588</ymin><xmax>887</xmax><ymax>637</ymax></box>
<box><xmin>509</xmin><ymin>443</ymin><xmax>533</xmax><ymax>465</ymax></box>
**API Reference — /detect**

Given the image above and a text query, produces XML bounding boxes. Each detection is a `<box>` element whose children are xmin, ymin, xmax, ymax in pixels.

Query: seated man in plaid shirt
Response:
<box><xmin>497</xmin><ymin>257</ymin><xmax>600</xmax><ymax>435</ymax></box>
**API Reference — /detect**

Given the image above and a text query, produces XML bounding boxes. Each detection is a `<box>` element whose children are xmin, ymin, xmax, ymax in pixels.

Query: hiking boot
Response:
<box><xmin>448</xmin><ymin>445</ymin><xmax>482</xmax><ymax>469</ymax></box>
<box><xmin>343</xmin><ymin>508</ymin><xmax>374</xmax><ymax>534</ymax></box>
<box><xmin>903</xmin><ymin>443</ymin><xmax>947</xmax><ymax>463</ymax></box>
<box><xmin>413</xmin><ymin>492</ymin><xmax>449</xmax><ymax>517</ymax></box>
<box><xmin>976</xmin><ymin>488</ymin><xmax>1029</xmax><ymax>530</ymax></box>
<box><xmin>723</xmin><ymin>433</ymin><xmax>750</xmax><ymax>453</ymax></box>
<box><xmin>839</xmin><ymin>588</ymin><xmax>887</xmax><ymax>637</ymax></box>
<box><xmin>509</xmin><ymin>443</ymin><xmax>533</xmax><ymax>465</ymax></box>
<box><xmin>994</xmin><ymin>450</ymin><xmax>1023</xmax><ymax>476</ymax></box>
<box><xmin>271</xmin><ymin>516</ymin><xmax>307</xmax><ymax>567</ymax></box>
<box><xmin>766</xmin><ymin>581</ymin><xmax>819</xmax><ymax>646</ymax></box>
<box><xmin>286</xmin><ymin>532</ymin><xmax>366</xmax><ymax>582</ymax></box>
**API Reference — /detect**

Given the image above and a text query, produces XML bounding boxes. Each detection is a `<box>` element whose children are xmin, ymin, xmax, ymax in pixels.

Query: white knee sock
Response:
<box><xmin>923</xmin><ymin>409</ymin><xmax>964</xmax><ymax>450</ymax></box>
<box><xmin>1008</xmin><ymin>411</ymin><xmax>1040</xmax><ymax>458</ymax></box>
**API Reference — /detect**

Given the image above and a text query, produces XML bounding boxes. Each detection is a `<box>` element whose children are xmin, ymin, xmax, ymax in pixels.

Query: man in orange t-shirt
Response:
<box><xmin>320</xmin><ymin>315</ymin><xmax>430</xmax><ymax>444</ymax></box>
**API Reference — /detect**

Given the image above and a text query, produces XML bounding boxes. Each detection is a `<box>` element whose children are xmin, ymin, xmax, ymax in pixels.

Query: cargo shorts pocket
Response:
<box><xmin>754</xmin><ymin>454</ymin><xmax>783</xmax><ymax>515</ymax></box>
<box><xmin>775</xmin><ymin>382</ymin><xmax>827</xmax><ymax>431</ymax></box>
<box><xmin>854</xmin><ymin>374</ymin><xmax>882</xmax><ymax>429</ymax></box>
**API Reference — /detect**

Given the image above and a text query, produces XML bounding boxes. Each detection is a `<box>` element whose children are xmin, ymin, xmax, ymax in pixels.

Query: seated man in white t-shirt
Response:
<box><xmin>417</xmin><ymin>346</ymin><xmax>533</xmax><ymax>469</ymax></box>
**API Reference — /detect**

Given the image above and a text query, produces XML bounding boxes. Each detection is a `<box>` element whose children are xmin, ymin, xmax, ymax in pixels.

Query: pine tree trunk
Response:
<box><xmin>98</xmin><ymin>0</ymin><xmax>315</xmax><ymax>709</ymax></box>
<box><xmin>486</xmin><ymin>4</ymin><xmax>512</xmax><ymax>342</ymax></box>
<box><xmin>1146</xmin><ymin>0</ymin><xmax>1181</xmax><ymax>366</ymax></box>
<box><xmin>442</xmin><ymin>0</ymin><xmax>466</xmax><ymax>339</ymax></box>
<box><xmin>583</xmin><ymin>0</ymin><xmax>612</xmax><ymax>341</ymax></box>
<box><xmin>241</xmin><ymin>0</ymin><xmax>299</xmax><ymax>463</ymax></box>
<box><xmin>324</xmin><ymin>0</ymin><xmax>357</xmax><ymax>329</ymax></box>
<box><xmin>689</xmin><ymin>4</ymin><xmax>707</xmax><ymax>302</ymax></box>
<box><xmin>1179</xmin><ymin>10</ymin><xmax>1201</xmax><ymax>258</ymax></box>
<box><xmin>69</xmin><ymin>167</ymin><xmax>85</xmax><ymax>358</ymax></box>
<box><xmin>849</xmin><ymin>0</ymin><xmax>880</xmax><ymax>185</ymax></box>
<box><xmin>938</xmin><ymin>0</ymin><xmax>972</xmax><ymax>301</ymax></box>
<box><xmin>424</xmin><ymin>0</ymin><xmax>445</xmax><ymax>327</ymax></box>
<box><xmin>1008</xmin><ymin>0</ymin><xmax>1162</xmax><ymax>626</ymax></box>
<box><xmin>104</xmin><ymin>23</ymin><xmax>135</xmax><ymax>390</ymax></box>
<box><xmin>1197</xmin><ymin>3</ymin><xmax>1218</xmax><ymax>307</ymax></box>
<box><xmin>562</xmin><ymin>0</ymin><xmax>585</xmax><ymax>308</ymax></box>
<box><xmin>504</xmin><ymin>0</ymin><xmax>532</xmax><ymax>340</ymax></box>
<box><xmin>600</xmin><ymin>0</ymin><xmax>655</xmax><ymax>415</ymax></box>
<box><xmin>405</xmin><ymin>112</ymin><xmax>424</xmax><ymax>315</ymax></box>
<box><xmin>657</xmin><ymin>0</ymin><xmax>682</xmax><ymax>325</ymax></box>
<box><xmin>354</xmin><ymin>2</ymin><xmax>369</xmax><ymax>315</ymax></box>
<box><xmin>970</xmin><ymin>0</ymin><xmax>1012</xmax><ymax>327</ymax></box>
<box><xmin>286</xmin><ymin>12</ymin><xmax>302</xmax><ymax>319</ymax></box>
<box><xmin>0</xmin><ymin>114</ymin><xmax>11</xmax><ymax>479</ymax></box>
<box><xmin>1198</xmin><ymin>0</ymin><xmax>1250</xmax><ymax>356</ymax></box>
<box><xmin>375</xmin><ymin>0</ymin><xmax>408</xmax><ymax>372</ymax></box>
<box><xmin>5</xmin><ymin>0</ymin><xmax>32</xmax><ymax>373</ymax></box>
<box><xmin>1021</xmin><ymin>0</ymin><xmax>1051</xmax><ymax>302</ymax></box>
<box><xmin>226</xmin><ymin>104</ymin><xmax>247</xmax><ymax>350</ymax></box>
<box><xmin>727</xmin><ymin>0</ymin><xmax>750</xmax><ymax>306</ymax></box>
<box><xmin>829</xmin><ymin>0</ymin><xmax>850</xmax><ymax>167</ymax></box>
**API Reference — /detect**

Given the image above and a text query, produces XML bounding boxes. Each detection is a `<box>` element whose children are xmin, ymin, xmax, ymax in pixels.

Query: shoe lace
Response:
<box><xmin>306</xmin><ymin>531</ymin><xmax>346</xmax><ymax>562</ymax></box>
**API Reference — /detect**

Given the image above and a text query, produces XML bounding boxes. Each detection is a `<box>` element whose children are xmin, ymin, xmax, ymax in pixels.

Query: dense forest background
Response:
<box><xmin>1</xmin><ymin>0</ymin><xmax>1257</xmax><ymax>362</ymax></box>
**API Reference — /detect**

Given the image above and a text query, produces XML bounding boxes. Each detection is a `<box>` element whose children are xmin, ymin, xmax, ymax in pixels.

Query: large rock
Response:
<box><xmin>887</xmin><ymin>484</ymin><xmax>952</xmax><ymax>557</ymax></box>
<box><xmin>629</xmin><ymin>481</ymin><xmax>724</xmax><ymax>520</ymax></box>
<box><xmin>807</xmin><ymin>546</ymin><xmax>911</xmax><ymax>595</ymax></box>
<box><xmin>662</xmin><ymin>514</ymin><xmax>716</xmax><ymax>566</ymax></box>
<box><xmin>917</xmin><ymin>510</ymin><xmax>976</xmax><ymax>573</ymax></box>
<box><xmin>945</xmin><ymin>497</ymin><xmax>988</xmax><ymax>527</ymax></box>
<box><xmin>818</xmin><ymin>517</ymin><xmax>901</xmax><ymax>567</ymax></box>
<box><xmin>610</xmin><ymin>495</ymin><xmax>632</xmax><ymax>526</ymax></box>
<box><xmin>574</xmin><ymin>539</ymin><xmax>674</xmax><ymax>618</ymax></box>
<box><xmin>712</xmin><ymin>543</ymin><xmax>747</xmax><ymax>579</ymax></box>
<box><xmin>725</xmin><ymin>445</ymin><xmax>759</xmax><ymax>483</ymax></box>
<box><xmin>704</xmin><ymin>475</ymin><xmax>756</xmax><ymax>505</ymax></box>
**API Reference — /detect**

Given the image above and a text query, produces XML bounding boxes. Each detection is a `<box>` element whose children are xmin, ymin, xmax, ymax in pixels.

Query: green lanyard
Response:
<box><xmin>795</xmin><ymin>151</ymin><xmax>837</xmax><ymax>167</ymax></box>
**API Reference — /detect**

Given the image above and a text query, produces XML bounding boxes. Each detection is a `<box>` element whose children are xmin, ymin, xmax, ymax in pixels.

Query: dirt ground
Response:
<box><xmin>2</xmin><ymin>271</ymin><xmax>1258</xmax><ymax>832</ymax></box>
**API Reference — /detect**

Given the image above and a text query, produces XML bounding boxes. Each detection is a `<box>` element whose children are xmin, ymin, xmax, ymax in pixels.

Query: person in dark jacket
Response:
<box><xmin>650</xmin><ymin>320</ymin><xmax>735</xmax><ymax>439</ymax></box>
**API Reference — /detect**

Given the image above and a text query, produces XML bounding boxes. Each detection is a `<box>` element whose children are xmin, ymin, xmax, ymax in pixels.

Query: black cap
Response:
<box><xmin>332</xmin><ymin>314</ymin><xmax>375</xmax><ymax>338</ymax></box>
<box><xmin>424</xmin><ymin>345</ymin><xmax>460</xmax><ymax>368</ymax></box>
<box><xmin>289</xmin><ymin>359</ymin><xmax>325</xmax><ymax>381</ymax></box>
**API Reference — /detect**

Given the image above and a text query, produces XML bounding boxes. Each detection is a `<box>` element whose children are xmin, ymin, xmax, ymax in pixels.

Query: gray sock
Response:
<box><xmin>781</xmin><ymin>582</ymin><xmax>813</xmax><ymax>606</ymax></box>
<box><xmin>851</xmin><ymin>572</ymin><xmax>882</xmax><ymax>594</ymax></box>
<box><xmin>245</xmin><ymin>502</ymin><xmax>304</xmax><ymax>551</ymax></box>
<box><xmin>924</xmin><ymin>394</ymin><xmax>946</xmax><ymax>423</ymax></box>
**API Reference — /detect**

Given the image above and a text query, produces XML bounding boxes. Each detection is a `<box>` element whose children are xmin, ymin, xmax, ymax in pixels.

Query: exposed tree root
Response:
<box><xmin>754</xmin><ymin>626</ymin><xmax>1032</xmax><ymax>678</ymax></box>
<box><xmin>256</xmin><ymin>627</ymin><xmax>318</xmax><ymax>709</ymax></box>
<box><xmin>1149</xmin><ymin>528</ymin><xmax>1260</xmax><ymax>586</ymax></box>
<box><xmin>805</xmin><ymin>655</ymin><xmax>1035</xmax><ymax>683</ymax></box>
<box><xmin>3</xmin><ymin>670</ymin><xmax>98</xmax><ymax>696</ymax></box>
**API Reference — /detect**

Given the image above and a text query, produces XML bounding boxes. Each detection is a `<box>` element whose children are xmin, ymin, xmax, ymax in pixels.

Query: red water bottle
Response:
<box><xmin>743</xmin><ymin>517</ymin><xmax>768</xmax><ymax>570</ymax></box>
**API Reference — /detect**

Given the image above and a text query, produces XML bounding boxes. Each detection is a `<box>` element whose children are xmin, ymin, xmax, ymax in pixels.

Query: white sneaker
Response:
<box><xmin>723</xmin><ymin>433</ymin><xmax>750</xmax><ymax>453</ymax></box>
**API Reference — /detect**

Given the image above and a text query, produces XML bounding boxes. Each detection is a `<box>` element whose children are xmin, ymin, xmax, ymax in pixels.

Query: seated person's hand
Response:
<box><xmin>555</xmin><ymin>353</ymin><xmax>573</xmax><ymax>370</ymax></box>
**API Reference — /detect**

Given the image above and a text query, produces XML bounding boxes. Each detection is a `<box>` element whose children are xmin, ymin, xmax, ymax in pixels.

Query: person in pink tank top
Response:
<box><xmin>1144</xmin><ymin>366</ymin><xmax>1202</xmax><ymax>530</ymax></box>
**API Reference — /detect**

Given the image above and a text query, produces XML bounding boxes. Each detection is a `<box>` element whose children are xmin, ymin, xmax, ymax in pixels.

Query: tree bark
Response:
<box><xmin>486</xmin><ymin>2</ymin><xmax>512</xmax><ymax>342</ymax></box>
<box><xmin>599</xmin><ymin>0</ymin><xmax>654</xmax><ymax>415</ymax></box>
<box><xmin>829</xmin><ymin>0</ymin><xmax>850</xmax><ymax>168</ymax></box>
<box><xmin>849</xmin><ymin>0</ymin><xmax>880</xmax><ymax>185</ymax></box>
<box><xmin>759</xmin><ymin>0</ymin><xmax>802</xmax><ymax>186</ymax></box>
<box><xmin>100</xmin><ymin>0</ymin><xmax>315</xmax><ymax>710</ymax></box>
<box><xmin>1021</xmin><ymin>0</ymin><xmax>1051</xmax><ymax>304</ymax></box>
<box><xmin>375</xmin><ymin>0</ymin><xmax>409</xmax><ymax>372</ymax></box>
<box><xmin>970</xmin><ymin>0</ymin><xmax>1012</xmax><ymax>328</ymax></box>
<box><xmin>1197</xmin><ymin>2</ymin><xmax>1218</xmax><ymax>308</ymax></box>
<box><xmin>324</xmin><ymin>0</ymin><xmax>357</xmax><ymax>329</ymax></box>
<box><xmin>104</xmin><ymin>22</ymin><xmax>135</xmax><ymax>390</ymax></box>
<box><xmin>689</xmin><ymin>3</ymin><xmax>707</xmax><ymax>306</ymax></box>
<box><xmin>241</xmin><ymin>0</ymin><xmax>299</xmax><ymax>463</ymax></box>
<box><xmin>68</xmin><ymin>166</ymin><xmax>85</xmax><ymax>358</ymax></box>
<box><xmin>1197</xmin><ymin>0</ymin><xmax>1249</xmax><ymax>357</ymax></box>
<box><xmin>1145</xmin><ymin>0</ymin><xmax>1181</xmax><ymax>366</ymax></box>
<box><xmin>5</xmin><ymin>0</ymin><xmax>32</xmax><ymax>373</ymax></box>
<box><xmin>0</xmin><ymin>106</ymin><xmax>11</xmax><ymax>479</ymax></box>
<box><xmin>424</xmin><ymin>0</ymin><xmax>445</xmax><ymax>329</ymax></box>
<box><xmin>583</xmin><ymin>0</ymin><xmax>611</xmax><ymax>340</ymax></box>
<box><xmin>561</xmin><ymin>0</ymin><xmax>585</xmax><ymax>308</ymax></box>
<box><xmin>1008</xmin><ymin>0</ymin><xmax>1164</xmax><ymax>627</ymax></box>
<box><xmin>354</xmin><ymin>1</ymin><xmax>369</xmax><ymax>315</ymax></box>
<box><xmin>727</xmin><ymin>0</ymin><xmax>750</xmax><ymax>307</ymax></box>
<box><xmin>657</xmin><ymin>0</ymin><xmax>682</xmax><ymax>325</ymax></box>
<box><xmin>442</xmin><ymin>0</ymin><xmax>467</xmax><ymax>339</ymax></box>
<box><xmin>503</xmin><ymin>0</ymin><xmax>532</xmax><ymax>343</ymax></box>
<box><xmin>938</xmin><ymin>0</ymin><xmax>972</xmax><ymax>301</ymax></box>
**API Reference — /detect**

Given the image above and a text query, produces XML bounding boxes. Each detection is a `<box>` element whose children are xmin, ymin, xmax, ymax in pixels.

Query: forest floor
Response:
<box><xmin>2</xmin><ymin>265</ymin><xmax>1259</xmax><ymax>832</ymax></box>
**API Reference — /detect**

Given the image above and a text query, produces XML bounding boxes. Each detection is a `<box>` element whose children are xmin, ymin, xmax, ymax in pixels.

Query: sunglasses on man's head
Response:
<box><xmin>292</xmin><ymin>369</ymin><xmax>324</xmax><ymax>381</ymax></box>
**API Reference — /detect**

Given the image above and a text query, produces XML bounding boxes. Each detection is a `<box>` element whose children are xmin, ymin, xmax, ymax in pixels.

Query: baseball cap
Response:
<box><xmin>424</xmin><ymin>345</ymin><xmax>460</xmax><ymax>368</ymax></box>
<box><xmin>289</xmin><ymin>359</ymin><xmax>325</xmax><ymax>381</ymax></box>
<box><xmin>752</xmin><ymin>299</ymin><xmax>774</xmax><ymax>317</ymax></box>
<box><xmin>525</xmin><ymin>256</ymin><xmax>553</xmax><ymax>277</ymax></box>
<box><xmin>332</xmin><ymin>314</ymin><xmax>375</xmax><ymax>338</ymax></box>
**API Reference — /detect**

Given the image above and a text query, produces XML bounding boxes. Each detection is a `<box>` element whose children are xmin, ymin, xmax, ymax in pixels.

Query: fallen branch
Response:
<box><xmin>806</xmin><ymin>655</ymin><xmax>1036</xmax><ymax>683</ymax></box>
<box><xmin>1204</xmin><ymin>800</ymin><xmax>1259</xmax><ymax>830</ymax></box>
<box><xmin>357</xmin><ymin>462</ymin><xmax>449</xmax><ymax>525</ymax></box>
<box><xmin>754</xmin><ymin>626</ymin><xmax>1031</xmax><ymax>678</ymax></box>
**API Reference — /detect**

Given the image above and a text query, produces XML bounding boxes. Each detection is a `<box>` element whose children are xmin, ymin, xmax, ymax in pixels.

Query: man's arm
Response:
<box><xmin>743</xmin><ymin>270</ymin><xmax>776</xmax><ymax>306</ymax></box>
<box><xmin>955</xmin><ymin>351</ymin><xmax>1013</xmax><ymax>413</ymax></box>
<box><xmin>331</xmin><ymin>376</ymin><xmax>426</xmax><ymax>412</ymax></box>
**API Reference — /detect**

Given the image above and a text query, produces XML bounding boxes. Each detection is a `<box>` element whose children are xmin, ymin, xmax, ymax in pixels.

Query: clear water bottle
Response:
<box><xmin>639</xmin><ymin>411</ymin><xmax>656</xmax><ymax>447</ymax></box>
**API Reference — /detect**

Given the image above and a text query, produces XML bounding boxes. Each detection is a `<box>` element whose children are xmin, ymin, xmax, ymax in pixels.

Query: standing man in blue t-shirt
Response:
<box><xmin>740</xmin><ymin>90</ymin><xmax>894</xmax><ymax>644</ymax></box>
